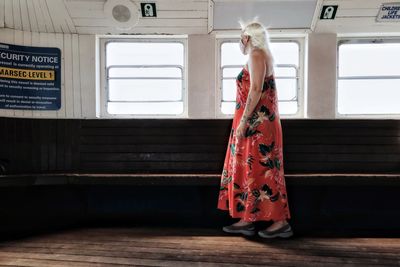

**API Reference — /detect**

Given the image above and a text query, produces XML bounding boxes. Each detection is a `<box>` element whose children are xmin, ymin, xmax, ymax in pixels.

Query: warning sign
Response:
<box><xmin>0</xmin><ymin>67</ymin><xmax>55</xmax><ymax>80</ymax></box>
<box><xmin>0</xmin><ymin>42</ymin><xmax>61</xmax><ymax>110</ymax></box>
<box><xmin>377</xmin><ymin>3</ymin><xmax>400</xmax><ymax>21</ymax></box>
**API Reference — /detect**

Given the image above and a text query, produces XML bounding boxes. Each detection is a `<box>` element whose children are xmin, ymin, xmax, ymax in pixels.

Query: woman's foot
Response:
<box><xmin>266</xmin><ymin>220</ymin><xmax>289</xmax><ymax>231</ymax></box>
<box><xmin>258</xmin><ymin>219</ymin><xmax>293</xmax><ymax>238</ymax></box>
<box><xmin>222</xmin><ymin>219</ymin><xmax>256</xmax><ymax>236</ymax></box>
<box><xmin>231</xmin><ymin>219</ymin><xmax>253</xmax><ymax>227</ymax></box>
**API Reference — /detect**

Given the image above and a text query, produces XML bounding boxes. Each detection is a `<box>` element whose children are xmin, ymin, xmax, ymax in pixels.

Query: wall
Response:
<box><xmin>188</xmin><ymin>34</ymin><xmax>216</xmax><ymax>118</ymax></box>
<box><xmin>1</xmin><ymin>29</ymin><xmax>398</xmax><ymax>120</ymax></box>
<box><xmin>1</xmin><ymin>0</ymin><xmax>400</xmax><ymax>119</ymax></box>
<box><xmin>307</xmin><ymin>33</ymin><xmax>337</xmax><ymax>119</ymax></box>
<box><xmin>0</xmin><ymin>29</ymin><xmax>314</xmax><ymax>119</ymax></box>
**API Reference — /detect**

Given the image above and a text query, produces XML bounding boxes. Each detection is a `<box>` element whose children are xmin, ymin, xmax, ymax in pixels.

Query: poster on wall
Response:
<box><xmin>0</xmin><ymin>42</ymin><xmax>61</xmax><ymax>110</ymax></box>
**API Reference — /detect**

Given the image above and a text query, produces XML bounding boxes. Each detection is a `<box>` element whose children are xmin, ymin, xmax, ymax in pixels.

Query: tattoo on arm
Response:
<box><xmin>240</xmin><ymin>90</ymin><xmax>262</xmax><ymax>125</ymax></box>
<box><xmin>241</xmin><ymin>96</ymin><xmax>253</xmax><ymax>123</ymax></box>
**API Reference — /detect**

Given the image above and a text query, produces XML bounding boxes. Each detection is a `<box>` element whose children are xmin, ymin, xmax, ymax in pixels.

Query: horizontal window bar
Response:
<box><xmin>108</xmin><ymin>100</ymin><xmax>183</xmax><ymax>103</ymax></box>
<box><xmin>338</xmin><ymin>76</ymin><xmax>400</xmax><ymax>80</ymax></box>
<box><xmin>222</xmin><ymin>99</ymin><xmax>297</xmax><ymax>103</ymax></box>
<box><xmin>108</xmin><ymin>77</ymin><xmax>182</xmax><ymax>80</ymax></box>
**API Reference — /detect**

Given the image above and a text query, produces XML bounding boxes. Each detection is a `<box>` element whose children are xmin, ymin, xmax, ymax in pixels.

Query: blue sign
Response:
<box><xmin>0</xmin><ymin>42</ymin><xmax>61</xmax><ymax>110</ymax></box>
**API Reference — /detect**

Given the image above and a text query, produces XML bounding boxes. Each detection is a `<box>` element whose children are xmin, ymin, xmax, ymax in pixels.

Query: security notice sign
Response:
<box><xmin>0</xmin><ymin>42</ymin><xmax>61</xmax><ymax>110</ymax></box>
<box><xmin>377</xmin><ymin>3</ymin><xmax>400</xmax><ymax>21</ymax></box>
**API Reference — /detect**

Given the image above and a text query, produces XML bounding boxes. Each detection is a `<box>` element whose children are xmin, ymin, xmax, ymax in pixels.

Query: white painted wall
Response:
<box><xmin>2</xmin><ymin>29</ymin><xmax>400</xmax><ymax>120</ymax></box>
<box><xmin>0</xmin><ymin>29</ymin><xmax>341</xmax><ymax>120</ymax></box>
<box><xmin>307</xmin><ymin>33</ymin><xmax>337</xmax><ymax>119</ymax></box>
<box><xmin>1</xmin><ymin>0</ymin><xmax>400</xmax><ymax>119</ymax></box>
<box><xmin>187</xmin><ymin>34</ymin><xmax>216</xmax><ymax>118</ymax></box>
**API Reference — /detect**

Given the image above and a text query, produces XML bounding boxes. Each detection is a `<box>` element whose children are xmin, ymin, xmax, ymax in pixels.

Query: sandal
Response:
<box><xmin>258</xmin><ymin>223</ymin><xmax>293</xmax><ymax>238</ymax></box>
<box><xmin>222</xmin><ymin>222</ymin><xmax>256</xmax><ymax>236</ymax></box>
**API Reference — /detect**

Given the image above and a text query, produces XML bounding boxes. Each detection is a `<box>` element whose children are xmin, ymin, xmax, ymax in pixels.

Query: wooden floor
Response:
<box><xmin>0</xmin><ymin>226</ymin><xmax>399</xmax><ymax>267</ymax></box>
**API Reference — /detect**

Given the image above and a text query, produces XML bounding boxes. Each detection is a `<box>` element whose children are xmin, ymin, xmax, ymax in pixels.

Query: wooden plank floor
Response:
<box><xmin>0</xmin><ymin>226</ymin><xmax>399</xmax><ymax>267</ymax></box>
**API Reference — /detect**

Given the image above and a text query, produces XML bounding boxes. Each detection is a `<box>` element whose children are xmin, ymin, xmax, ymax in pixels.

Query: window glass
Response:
<box><xmin>220</xmin><ymin>41</ymin><xmax>300</xmax><ymax>115</ymax></box>
<box><xmin>338</xmin><ymin>42</ymin><xmax>400</xmax><ymax>115</ymax></box>
<box><xmin>106</xmin><ymin>41</ymin><xmax>185</xmax><ymax>115</ymax></box>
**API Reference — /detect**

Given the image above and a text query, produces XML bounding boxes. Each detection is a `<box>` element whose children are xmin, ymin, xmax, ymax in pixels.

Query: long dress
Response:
<box><xmin>217</xmin><ymin>65</ymin><xmax>291</xmax><ymax>222</ymax></box>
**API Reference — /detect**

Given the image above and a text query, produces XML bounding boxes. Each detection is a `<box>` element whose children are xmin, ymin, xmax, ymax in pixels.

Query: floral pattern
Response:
<box><xmin>217</xmin><ymin>67</ymin><xmax>291</xmax><ymax>222</ymax></box>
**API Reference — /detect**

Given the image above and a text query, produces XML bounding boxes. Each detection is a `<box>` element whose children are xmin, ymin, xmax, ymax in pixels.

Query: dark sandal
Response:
<box><xmin>258</xmin><ymin>223</ymin><xmax>293</xmax><ymax>238</ymax></box>
<box><xmin>222</xmin><ymin>222</ymin><xmax>256</xmax><ymax>236</ymax></box>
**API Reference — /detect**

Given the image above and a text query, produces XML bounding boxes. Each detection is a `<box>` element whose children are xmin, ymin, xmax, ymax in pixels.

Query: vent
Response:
<box><xmin>104</xmin><ymin>0</ymin><xmax>139</xmax><ymax>30</ymax></box>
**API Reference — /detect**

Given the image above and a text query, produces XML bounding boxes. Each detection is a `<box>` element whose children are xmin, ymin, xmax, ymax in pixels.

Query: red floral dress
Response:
<box><xmin>217</xmin><ymin>66</ymin><xmax>291</xmax><ymax>222</ymax></box>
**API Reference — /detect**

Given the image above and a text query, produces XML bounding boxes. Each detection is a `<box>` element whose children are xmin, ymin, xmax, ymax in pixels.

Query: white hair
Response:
<box><xmin>239</xmin><ymin>18</ymin><xmax>272</xmax><ymax>56</ymax></box>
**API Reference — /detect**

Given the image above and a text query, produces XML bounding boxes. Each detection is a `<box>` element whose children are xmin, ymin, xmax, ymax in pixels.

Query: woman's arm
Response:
<box><xmin>237</xmin><ymin>50</ymin><xmax>267</xmax><ymax>137</ymax></box>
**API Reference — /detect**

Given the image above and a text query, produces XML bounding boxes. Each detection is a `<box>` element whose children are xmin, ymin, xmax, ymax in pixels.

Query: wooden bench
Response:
<box><xmin>1</xmin><ymin>117</ymin><xmax>400</xmax><ymax>237</ymax></box>
<box><xmin>1</xmin><ymin>117</ymin><xmax>399</xmax><ymax>181</ymax></box>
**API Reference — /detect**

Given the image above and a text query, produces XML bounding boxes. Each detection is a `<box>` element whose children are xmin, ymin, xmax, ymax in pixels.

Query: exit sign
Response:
<box><xmin>141</xmin><ymin>3</ymin><xmax>157</xmax><ymax>17</ymax></box>
<box><xmin>320</xmin><ymin>5</ymin><xmax>338</xmax><ymax>20</ymax></box>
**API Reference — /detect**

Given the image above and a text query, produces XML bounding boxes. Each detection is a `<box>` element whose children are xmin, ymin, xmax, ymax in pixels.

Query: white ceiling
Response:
<box><xmin>0</xmin><ymin>0</ymin><xmax>399</xmax><ymax>35</ymax></box>
<box><xmin>212</xmin><ymin>0</ymin><xmax>318</xmax><ymax>30</ymax></box>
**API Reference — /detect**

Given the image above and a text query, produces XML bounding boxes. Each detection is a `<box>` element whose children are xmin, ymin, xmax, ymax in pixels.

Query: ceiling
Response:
<box><xmin>0</xmin><ymin>0</ymin><xmax>399</xmax><ymax>35</ymax></box>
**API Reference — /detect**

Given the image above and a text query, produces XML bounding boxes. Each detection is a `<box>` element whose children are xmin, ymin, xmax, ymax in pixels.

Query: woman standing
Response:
<box><xmin>217</xmin><ymin>20</ymin><xmax>293</xmax><ymax>238</ymax></box>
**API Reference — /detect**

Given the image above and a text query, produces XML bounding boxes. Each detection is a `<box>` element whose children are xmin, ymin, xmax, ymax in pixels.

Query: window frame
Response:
<box><xmin>215</xmin><ymin>36</ymin><xmax>305</xmax><ymax>118</ymax></box>
<box><xmin>99</xmin><ymin>36</ymin><xmax>188</xmax><ymax>118</ymax></box>
<box><xmin>336</xmin><ymin>37</ymin><xmax>400</xmax><ymax>118</ymax></box>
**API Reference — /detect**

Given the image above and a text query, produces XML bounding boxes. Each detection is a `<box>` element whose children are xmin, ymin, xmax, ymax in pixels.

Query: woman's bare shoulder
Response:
<box><xmin>249</xmin><ymin>48</ymin><xmax>267</xmax><ymax>61</ymax></box>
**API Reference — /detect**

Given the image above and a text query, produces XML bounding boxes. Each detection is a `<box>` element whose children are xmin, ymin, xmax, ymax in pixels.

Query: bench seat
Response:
<box><xmin>2</xmin><ymin>172</ymin><xmax>400</xmax><ymax>186</ymax></box>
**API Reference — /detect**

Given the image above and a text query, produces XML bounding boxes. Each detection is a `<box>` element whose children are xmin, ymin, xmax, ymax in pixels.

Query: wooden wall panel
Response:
<box><xmin>46</xmin><ymin>0</ymin><xmax>77</xmax><ymax>33</ymax></box>
<box><xmin>0</xmin><ymin>0</ymin><xmax>4</xmax><ymax>28</ymax></box>
<box><xmin>0</xmin><ymin>0</ymin><xmax>209</xmax><ymax>34</ymax></box>
<box><xmin>78</xmin><ymin>34</ymin><xmax>96</xmax><ymax>118</ymax></box>
<box><xmin>33</xmin><ymin>0</ymin><xmax>46</xmax><ymax>32</ymax></box>
<box><xmin>64</xmin><ymin>34</ymin><xmax>74</xmax><ymax>118</ymax></box>
<box><xmin>71</xmin><ymin>34</ymin><xmax>82</xmax><ymax>118</ymax></box>
<box><xmin>54</xmin><ymin>32</ymin><xmax>66</xmax><ymax>118</ymax></box>
<box><xmin>0</xmin><ymin>28</ymin><xmax>15</xmax><ymax>118</ymax></box>
<box><xmin>3</xmin><ymin>0</ymin><xmax>13</xmax><ymax>29</ymax></box>
<box><xmin>19</xmin><ymin>0</ymin><xmax>30</xmax><ymax>32</ymax></box>
<box><xmin>26</xmin><ymin>0</ymin><xmax>39</xmax><ymax>32</ymax></box>
<box><xmin>0</xmin><ymin>118</ymin><xmax>399</xmax><ymax>175</ymax></box>
<box><xmin>39</xmin><ymin>0</ymin><xmax>55</xmax><ymax>33</ymax></box>
<box><xmin>12</xmin><ymin>30</ymin><xmax>24</xmax><ymax>118</ymax></box>
<box><xmin>22</xmin><ymin>30</ymin><xmax>33</xmax><ymax>117</ymax></box>
<box><xmin>12</xmin><ymin>0</ymin><xmax>21</xmax><ymax>31</ymax></box>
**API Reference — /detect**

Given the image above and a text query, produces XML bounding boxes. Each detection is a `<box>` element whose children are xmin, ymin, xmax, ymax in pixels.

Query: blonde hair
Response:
<box><xmin>239</xmin><ymin>18</ymin><xmax>272</xmax><ymax>54</ymax></box>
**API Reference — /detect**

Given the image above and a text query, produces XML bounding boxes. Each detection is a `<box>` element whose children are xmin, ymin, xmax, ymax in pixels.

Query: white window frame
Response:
<box><xmin>336</xmin><ymin>37</ymin><xmax>400</xmax><ymax>118</ymax></box>
<box><xmin>215</xmin><ymin>36</ymin><xmax>306</xmax><ymax>118</ymax></box>
<box><xmin>98</xmin><ymin>36</ymin><xmax>188</xmax><ymax>118</ymax></box>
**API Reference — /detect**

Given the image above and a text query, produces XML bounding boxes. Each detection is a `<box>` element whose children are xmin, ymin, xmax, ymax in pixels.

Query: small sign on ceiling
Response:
<box><xmin>320</xmin><ymin>5</ymin><xmax>338</xmax><ymax>20</ymax></box>
<box><xmin>377</xmin><ymin>3</ymin><xmax>400</xmax><ymax>22</ymax></box>
<box><xmin>141</xmin><ymin>3</ymin><xmax>157</xmax><ymax>17</ymax></box>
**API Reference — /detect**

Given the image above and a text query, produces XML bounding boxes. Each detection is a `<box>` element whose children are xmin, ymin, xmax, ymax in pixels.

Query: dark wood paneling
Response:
<box><xmin>0</xmin><ymin>117</ymin><xmax>399</xmax><ymax>174</ymax></box>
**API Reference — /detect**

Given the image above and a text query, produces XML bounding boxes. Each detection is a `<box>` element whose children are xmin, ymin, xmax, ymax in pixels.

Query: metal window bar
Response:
<box><xmin>339</xmin><ymin>75</ymin><xmax>400</xmax><ymax>80</ymax></box>
<box><xmin>106</xmin><ymin>65</ymin><xmax>184</xmax><ymax>103</ymax></box>
<box><xmin>220</xmin><ymin>64</ymin><xmax>299</xmax><ymax>103</ymax></box>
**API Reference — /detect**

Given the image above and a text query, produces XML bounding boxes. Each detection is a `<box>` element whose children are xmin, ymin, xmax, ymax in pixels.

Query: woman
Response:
<box><xmin>217</xmin><ymin>20</ymin><xmax>293</xmax><ymax>238</ymax></box>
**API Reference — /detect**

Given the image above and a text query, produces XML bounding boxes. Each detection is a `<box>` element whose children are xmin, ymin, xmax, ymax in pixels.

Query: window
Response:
<box><xmin>218</xmin><ymin>39</ymin><xmax>301</xmax><ymax>116</ymax></box>
<box><xmin>337</xmin><ymin>40</ymin><xmax>400</xmax><ymax>115</ymax></box>
<box><xmin>105</xmin><ymin>39</ymin><xmax>186</xmax><ymax>115</ymax></box>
